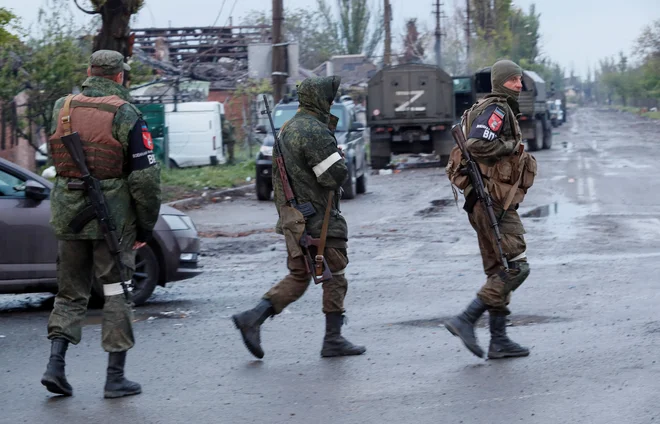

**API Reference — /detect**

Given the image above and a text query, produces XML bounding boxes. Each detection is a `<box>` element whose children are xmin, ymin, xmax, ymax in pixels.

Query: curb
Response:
<box><xmin>166</xmin><ymin>183</ymin><xmax>256</xmax><ymax>210</ymax></box>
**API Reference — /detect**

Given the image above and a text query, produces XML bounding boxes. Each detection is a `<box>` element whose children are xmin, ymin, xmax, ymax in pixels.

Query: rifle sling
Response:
<box><xmin>61</xmin><ymin>94</ymin><xmax>75</xmax><ymax>136</ymax></box>
<box><xmin>315</xmin><ymin>191</ymin><xmax>334</xmax><ymax>275</ymax></box>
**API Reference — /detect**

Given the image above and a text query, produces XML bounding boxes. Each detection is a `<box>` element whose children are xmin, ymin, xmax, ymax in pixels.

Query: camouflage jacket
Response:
<box><xmin>49</xmin><ymin>77</ymin><xmax>161</xmax><ymax>240</ymax></box>
<box><xmin>273</xmin><ymin>76</ymin><xmax>349</xmax><ymax>245</ymax></box>
<box><xmin>465</xmin><ymin>93</ymin><xmax>522</xmax><ymax>166</ymax></box>
<box><xmin>222</xmin><ymin>118</ymin><xmax>236</xmax><ymax>144</ymax></box>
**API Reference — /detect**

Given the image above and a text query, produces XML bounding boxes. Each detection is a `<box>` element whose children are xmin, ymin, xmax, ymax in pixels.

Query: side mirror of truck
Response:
<box><xmin>255</xmin><ymin>125</ymin><xmax>267</xmax><ymax>134</ymax></box>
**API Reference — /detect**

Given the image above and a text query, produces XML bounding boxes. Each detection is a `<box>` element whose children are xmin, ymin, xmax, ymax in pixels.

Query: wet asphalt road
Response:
<box><xmin>2</xmin><ymin>108</ymin><xmax>660</xmax><ymax>423</ymax></box>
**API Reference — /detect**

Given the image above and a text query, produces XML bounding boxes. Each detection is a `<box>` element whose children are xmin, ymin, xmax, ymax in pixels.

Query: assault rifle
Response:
<box><xmin>451</xmin><ymin>124</ymin><xmax>509</xmax><ymax>271</ymax></box>
<box><xmin>60</xmin><ymin>99</ymin><xmax>131</xmax><ymax>299</ymax></box>
<box><xmin>261</xmin><ymin>95</ymin><xmax>333</xmax><ymax>284</ymax></box>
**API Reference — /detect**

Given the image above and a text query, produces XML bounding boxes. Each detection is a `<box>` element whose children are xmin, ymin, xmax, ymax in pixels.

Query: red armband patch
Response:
<box><xmin>487</xmin><ymin>113</ymin><xmax>503</xmax><ymax>132</ymax></box>
<box><xmin>142</xmin><ymin>124</ymin><xmax>154</xmax><ymax>150</ymax></box>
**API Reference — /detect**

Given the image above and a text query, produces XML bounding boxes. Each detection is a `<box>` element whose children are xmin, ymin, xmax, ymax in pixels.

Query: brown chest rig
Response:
<box><xmin>49</xmin><ymin>94</ymin><xmax>127</xmax><ymax>180</ymax></box>
<box><xmin>447</xmin><ymin>97</ymin><xmax>537</xmax><ymax>210</ymax></box>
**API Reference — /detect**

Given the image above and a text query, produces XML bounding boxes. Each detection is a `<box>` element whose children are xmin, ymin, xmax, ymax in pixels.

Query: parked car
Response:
<box><xmin>0</xmin><ymin>157</ymin><xmax>202</xmax><ymax>306</ymax></box>
<box><xmin>255</xmin><ymin>98</ymin><xmax>368</xmax><ymax>201</ymax></box>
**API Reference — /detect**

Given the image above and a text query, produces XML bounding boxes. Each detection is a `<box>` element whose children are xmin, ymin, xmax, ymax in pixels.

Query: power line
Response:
<box><xmin>224</xmin><ymin>0</ymin><xmax>240</xmax><ymax>27</ymax></box>
<box><xmin>211</xmin><ymin>0</ymin><xmax>228</xmax><ymax>27</ymax></box>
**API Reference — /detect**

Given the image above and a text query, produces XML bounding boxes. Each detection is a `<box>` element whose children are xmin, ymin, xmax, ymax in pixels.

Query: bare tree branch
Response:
<box><xmin>73</xmin><ymin>0</ymin><xmax>100</xmax><ymax>15</ymax></box>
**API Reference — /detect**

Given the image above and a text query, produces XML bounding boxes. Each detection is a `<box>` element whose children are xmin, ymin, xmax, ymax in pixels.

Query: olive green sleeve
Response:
<box><xmin>116</xmin><ymin>105</ymin><xmax>162</xmax><ymax>240</ymax></box>
<box><xmin>304</xmin><ymin>133</ymin><xmax>348</xmax><ymax>190</ymax></box>
<box><xmin>128</xmin><ymin>165</ymin><xmax>161</xmax><ymax>240</ymax></box>
<box><xmin>50</xmin><ymin>97</ymin><xmax>66</xmax><ymax>135</ymax></box>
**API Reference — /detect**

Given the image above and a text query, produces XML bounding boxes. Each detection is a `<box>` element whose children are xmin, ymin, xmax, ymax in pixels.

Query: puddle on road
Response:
<box><xmin>415</xmin><ymin>199</ymin><xmax>456</xmax><ymax>217</ymax></box>
<box><xmin>521</xmin><ymin>202</ymin><xmax>583</xmax><ymax>220</ymax></box>
<box><xmin>396</xmin><ymin>314</ymin><xmax>570</xmax><ymax>328</ymax></box>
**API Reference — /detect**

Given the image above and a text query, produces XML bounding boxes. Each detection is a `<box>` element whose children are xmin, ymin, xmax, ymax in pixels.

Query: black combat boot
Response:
<box><xmin>104</xmin><ymin>352</ymin><xmax>142</xmax><ymax>399</ymax></box>
<box><xmin>232</xmin><ymin>299</ymin><xmax>274</xmax><ymax>359</ymax></box>
<box><xmin>445</xmin><ymin>298</ymin><xmax>488</xmax><ymax>358</ymax></box>
<box><xmin>321</xmin><ymin>313</ymin><xmax>366</xmax><ymax>357</ymax></box>
<box><xmin>41</xmin><ymin>338</ymin><xmax>73</xmax><ymax>396</ymax></box>
<box><xmin>488</xmin><ymin>313</ymin><xmax>530</xmax><ymax>359</ymax></box>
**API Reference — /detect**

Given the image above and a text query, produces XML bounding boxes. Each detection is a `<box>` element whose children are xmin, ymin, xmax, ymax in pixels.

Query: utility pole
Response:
<box><xmin>466</xmin><ymin>0</ymin><xmax>470</xmax><ymax>60</ymax></box>
<box><xmin>272</xmin><ymin>0</ymin><xmax>285</xmax><ymax>104</ymax></box>
<box><xmin>433</xmin><ymin>0</ymin><xmax>442</xmax><ymax>68</ymax></box>
<box><xmin>383</xmin><ymin>0</ymin><xmax>391</xmax><ymax>66</ymax></box>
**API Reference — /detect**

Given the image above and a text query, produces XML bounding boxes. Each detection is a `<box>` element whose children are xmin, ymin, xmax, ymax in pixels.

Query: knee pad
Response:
<box><xmin>506</xmin><ymin>261</ymin><xmax>530</xmax><ymax>292</ymax></box>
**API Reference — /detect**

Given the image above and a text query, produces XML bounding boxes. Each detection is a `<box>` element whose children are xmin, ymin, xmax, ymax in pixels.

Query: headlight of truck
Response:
<box><xmin>260</xmin><ymin>145</ymin><xmax>273</xmax><ymax>157</ymax></box>
<box><xmin>162</xmin><ymin>214</ymin><xmax>196</xmax><ymax>231</ymax></box>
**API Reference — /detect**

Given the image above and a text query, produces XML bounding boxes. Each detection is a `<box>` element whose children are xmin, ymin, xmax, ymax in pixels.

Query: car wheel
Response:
<box><xmin>342</xmin><ymin>163</ymin><xmax>357</xmax><ymax>199</ymax></box>
<box><xmin>130</xmin><ymin>244</ymin><xmax>160</xmax><ymax>306</ymax></box>
<box><xmin>356</xmin><ymin>162</ymin><xmax>367</xmax><ymax>194</ymax></box>
<box><xmin>90</xmin><ymin>244</ymin><xmax>160</xmax><ymax>307</ymax></box>
<box><xmin>371</xmin><ymin>156</ymin><xmax>390</xmax><ymax>169</ymax></box>
<box><xmin>256</xmin><ymin>178</ymin><xmax>272</xmax><ymax>201</ymax></box>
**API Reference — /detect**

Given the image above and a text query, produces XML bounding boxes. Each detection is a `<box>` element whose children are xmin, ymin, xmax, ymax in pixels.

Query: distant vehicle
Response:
<box><xmin>164</xmin><ymin>101</ymin><xmax>226</xmax><ymax>168</ymax></box>
<box><xmin>35</xmin><ymin>143</ymin><xmax>48</xmax><ymax>168</ymax></box>
<box><xmin>547</xmin><ymin>100</ymin><xmax>563</xmax><ymax>127</ymax></box>
<box><xmin>255</xmin><ymin>98</ymin><xmax>368</xmax><ymax>201</ymax></box>
<box><xmin>367</xmin><ymin>63</ymin><xmax>455</xmax><ymax>168</ymax></box>
<box><xmin>0</xmin><ymin>156</ymin><xmax>202</xmax><ymax>306</ymax></box>
<box><xmin>474</xmin><ymin>68</ymin><xmax>552</xmax><ymax>151</ymax></box>
<box><xmin>452</xmin><ymin>75</ymin><xmax>476</xmax><ymax>123</ymax></box>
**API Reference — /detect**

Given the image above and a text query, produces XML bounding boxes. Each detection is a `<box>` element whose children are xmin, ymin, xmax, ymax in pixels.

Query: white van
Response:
<box><xmin>164</xmin><ymin>101</ymin><xmax>225</xmax><ymax>167</ymax></box>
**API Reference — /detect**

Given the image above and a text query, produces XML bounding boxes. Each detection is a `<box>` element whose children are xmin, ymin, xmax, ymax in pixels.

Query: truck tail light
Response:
<box><xmin>213</xmin><ymin>136</ymin><xmax>216</xmax><ymax>150</ymax></box>
<box><xmin>519</xmin><ymin>116</ymin><xmax>528</xmax><ymax>121</ymax></box>
<box><xmin>431</xmin><ymin>125</ymin><xmax>446</xmax><ymax>131</ymax></box>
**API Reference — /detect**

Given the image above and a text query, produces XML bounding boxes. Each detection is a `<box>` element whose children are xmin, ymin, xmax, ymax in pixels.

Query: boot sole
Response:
<box><xmin>487</xmin><ymin>351</ymin><xmax>530</xmax><ymax>360</ymax></box>
<box><xmin>41</xmin><ymin>376</ymin><xmax>72</xmax><ymax>396</ymax></box>
<box><xmin>232</xmin><ymin>315</ymin><xmax>265</xmax><ymax>359</ymax></box>
<box><xmin>445</xmin><ymin>322</ymin><xmax>484</xmax><ymax>358</ymax></box>
<box><xmin>321</xmin><ymin>348</ymin><xmax>366</xmax><ymax>358</ymax></box>
<box><xmin>104</xmin><ymin>388</ymin><xmax>142</xmax><ymax>399</ymax></box>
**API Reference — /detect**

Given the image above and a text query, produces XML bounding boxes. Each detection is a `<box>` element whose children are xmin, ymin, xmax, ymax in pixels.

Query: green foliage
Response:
<box><xmin>0</xmin><ymin>8</ymin><xmax>20</xmax><ymax>46</ymax></box>
<box><xmin>0</xmin><ymin>1</ymin><xmax>89</xmax><ymax>147</ymax></box>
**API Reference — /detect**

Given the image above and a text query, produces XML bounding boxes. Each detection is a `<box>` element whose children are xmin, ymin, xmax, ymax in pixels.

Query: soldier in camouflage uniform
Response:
<box><xmin>222</xmin><ymin>115</ymin><xmax>236</xmax><ymax>164</ymax></box>
<box><xmin>41</xmin><ymin>50</ymin><xmax>161</xmax><ymax>398</ymax></box>
<box><xmin>232</xmin><ymin>76</ymin><xmax>366</xmax><ymax>359</ymax></box>
<box><xmin>445</xmin><ymin>60</ymin><xmax>537</xmax><ymax>360</ymax></box>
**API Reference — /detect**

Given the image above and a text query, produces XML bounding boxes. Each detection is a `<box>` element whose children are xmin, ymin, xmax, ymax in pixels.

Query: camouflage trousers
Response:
<box><xmin>468</xmin><ymin>202</ymin><xmax>530</xmax><ymax>315</ymax></box>
<box><xmin>264</xmin><ymin>247</ymin><xmax>349</xmax><ymax>314</ymax></box>
<box><xmin>47</xmin><ymin>232</ymin><xmax>136</xmax><ymax>352</ymax></box>
<box><xmin>224</xmin><ymin>141</ymin><xmax>235</xmax><ymax>163</ymax></box>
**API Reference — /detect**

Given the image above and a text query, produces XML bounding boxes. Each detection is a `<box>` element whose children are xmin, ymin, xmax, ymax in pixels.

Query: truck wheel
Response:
<box><xmin>342</xmin><ymin>164</ymin><xmax>357</xmax><ymax>199</ymax></box>
<box><xmin>371</xmin><ymin>156</ymin><xmax>390</xmax><ymax>169</ymax></box>
<box><xmin>356</xmin><ymin>167</ymin><xmax>367</xmax><ymax>194</ymax></box>
<box><xmin>256</xmin><ymin>178</ymin><xmax>272</xmax><ymax>201</ymax></box>
<box><xmin>526</xmin><ymin>120</ymin><xmax>543</xmax><ymax>152</ymax></box>
<box><xmin>542</xmin><ymin>117</ymin><xmax>553</xmax><ymax>150</ymax></box>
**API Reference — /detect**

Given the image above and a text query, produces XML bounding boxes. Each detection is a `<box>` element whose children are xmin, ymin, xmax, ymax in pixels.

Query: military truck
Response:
<box><xmin>474</xmin><ymin>67</ymin><xmax>552</xmax><ymax>151</ymax></box>
<box><xmin>367</xmin><ymin>64</ymin><xmax>455</xmax><ymax>169</ymax></box>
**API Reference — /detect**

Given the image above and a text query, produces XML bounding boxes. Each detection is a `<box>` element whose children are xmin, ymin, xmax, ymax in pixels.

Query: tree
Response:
<box><xmin>400</xmin><ymin>19</ymin><xmax>425</xmax><ymax>64</ymax></box>
<box><xmin>0</xmin><ymin>8</ymin><xmax>20</xmax><ymax>46</ymax></box>
<box><xmin>0</xmin><ymin>2</ymin><xmax>89</xmax><ymax>149</ymax></box>
<box><xmin>317</xmin><ymin>0</ymin><xmax>384</xmax><ymax>58</ymax></box>
<box><xmin>73</xmin><ymin>0</ymin><xmax>144</xmax><ymax>86</ymax></box>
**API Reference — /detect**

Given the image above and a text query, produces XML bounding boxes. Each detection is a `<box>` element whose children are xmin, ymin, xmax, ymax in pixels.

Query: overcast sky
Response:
<box><xmin>6</xmin><ymin>0</ymin><xmax>660</xmax><ymax>77</ymax></box>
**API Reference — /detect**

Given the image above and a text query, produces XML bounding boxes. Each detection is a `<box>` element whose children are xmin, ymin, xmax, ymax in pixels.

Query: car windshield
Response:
<box><xmin>272</xmin><ymin>104</ymin><xmax>347</xmax><ymax>132</ymax></box>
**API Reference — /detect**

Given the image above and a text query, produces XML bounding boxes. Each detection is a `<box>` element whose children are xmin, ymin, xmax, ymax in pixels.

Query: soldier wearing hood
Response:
<box><xmin>445</xmin><ymin>60</ymin><xmax>537</xmax><ymax>360</ymax></box>
<box><xmin>232</xmin><ymin>76</ymin><xmax>366</xmax><ymax>359</ymax></box>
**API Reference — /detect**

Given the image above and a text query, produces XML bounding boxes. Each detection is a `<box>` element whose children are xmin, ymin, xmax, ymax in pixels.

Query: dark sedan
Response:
<box><xmin>255</xmin><ymin>99</ymin><xmax>368</xmax><ymax>201</ymax></box>
<box><xmin>0</xmin><ymin>157</ymin><xmax>202</xmax><ymax>306</ymax></box>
